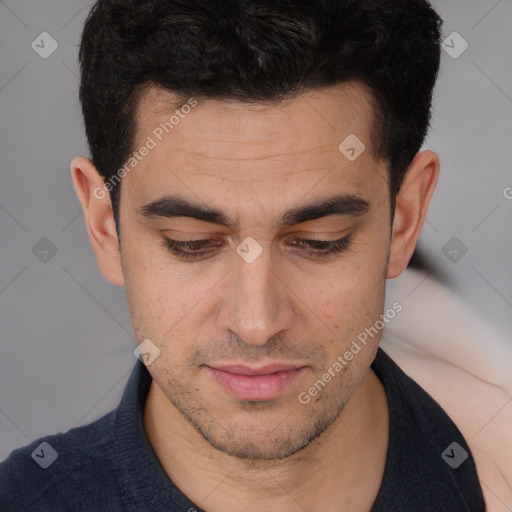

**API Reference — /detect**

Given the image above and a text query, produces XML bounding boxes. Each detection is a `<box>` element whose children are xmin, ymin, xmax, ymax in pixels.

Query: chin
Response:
<box><xmin>188</xmin><ymin>405</ymin><xmax>343</xmax><ymax>461</ymax></box>
<box><xmin>204</xmin><ymin>431</ymin><xmax>311</xmax><ymax>461</ymax></box>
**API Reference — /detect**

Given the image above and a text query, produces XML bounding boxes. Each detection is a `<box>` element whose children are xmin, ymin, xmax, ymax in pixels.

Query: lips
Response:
<box><xmin>204</xmin><ymin>363</ymin><xmax>308</xmax><ymax>401</ymax></box>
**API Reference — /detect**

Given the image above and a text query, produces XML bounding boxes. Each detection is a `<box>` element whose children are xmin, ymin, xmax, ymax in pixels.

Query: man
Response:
<box><xmin>0</xmin><ymin>0</ymin><xmax>486</xmax><ymax>510</ymax></box>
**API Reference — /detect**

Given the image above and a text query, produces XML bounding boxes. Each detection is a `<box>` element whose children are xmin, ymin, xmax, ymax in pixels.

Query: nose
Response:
<box><xmin>216</xmin><ymin>241</ymin><xmax>296</xmax><ymax>347</ymax></box>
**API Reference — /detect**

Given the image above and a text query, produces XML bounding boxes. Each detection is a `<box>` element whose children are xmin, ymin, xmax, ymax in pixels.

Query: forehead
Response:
<box><xmin>125</xmin><ymin>82</ymin><xmax>388</xmax><ymax>215</ymax></box>
<box><xmin>134</xmin><ymin>81</ymin><xmax>378</xmax><ymax>163</ymax></box>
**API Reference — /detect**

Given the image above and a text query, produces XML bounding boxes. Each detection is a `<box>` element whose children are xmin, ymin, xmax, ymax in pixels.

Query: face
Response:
<box><xmin>117</xmin><ymin>82</ymin><xmax>393</xmax><ymax>460</ymax></box>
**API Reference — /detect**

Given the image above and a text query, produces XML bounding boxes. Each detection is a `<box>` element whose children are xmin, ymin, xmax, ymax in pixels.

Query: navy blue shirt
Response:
<box><xmin>0</xmin><ymin>348</ymin><xmax>485</xmax><ymax>511</ymax></box>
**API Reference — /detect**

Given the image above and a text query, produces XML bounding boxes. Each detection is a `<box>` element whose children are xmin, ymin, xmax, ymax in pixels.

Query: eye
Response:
<box><xmin>162</xmin><ymin>234</ymin><xmax>353</xmax><ymax>261</ymax></box>
<box><xmin>287</xmin><ymin>234</ymin><xmax>352</xmax><ymax>258</ymax></box>
<box><xmin>162</xmin><ymin>237</ymin><xmax>222</xmax><ymax>260</ymax></box>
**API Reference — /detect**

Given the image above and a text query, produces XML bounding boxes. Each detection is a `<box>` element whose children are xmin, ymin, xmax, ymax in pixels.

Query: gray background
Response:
<box><xmin>1</xmin><ymin>0</ymin><xmax>511</xmax><ymax>461</ymax></box>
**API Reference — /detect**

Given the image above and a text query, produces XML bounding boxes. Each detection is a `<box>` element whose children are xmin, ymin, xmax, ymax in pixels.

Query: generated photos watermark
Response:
<box><xmin>93</xmin><ymin>97</ymin><xmax>198</xmax><ymax>200</ymax></box>
<box><xmin>298</xmin><ymin>301</ymin><xmax>403</xmax><ymax>405</ymax></box>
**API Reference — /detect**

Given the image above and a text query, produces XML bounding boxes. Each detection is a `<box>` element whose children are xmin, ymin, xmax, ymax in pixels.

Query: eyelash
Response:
<box><xmin>162</xmin><ymin>234</ymin><xmax>352</xmax><ymax>261</ymax></box>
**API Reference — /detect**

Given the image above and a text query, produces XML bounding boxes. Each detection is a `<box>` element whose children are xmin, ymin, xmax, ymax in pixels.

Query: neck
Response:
<box><xmin>143</xmin><ymin>367</ymin><xmax>389</xmax><ymax>512</ymax></box>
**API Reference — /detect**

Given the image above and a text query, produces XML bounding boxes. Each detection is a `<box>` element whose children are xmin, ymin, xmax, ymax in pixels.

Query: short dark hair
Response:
<box><xmin>78</xmin><ymin>0</ymin><xmax>443</xmax><ymax>222</ymax></box>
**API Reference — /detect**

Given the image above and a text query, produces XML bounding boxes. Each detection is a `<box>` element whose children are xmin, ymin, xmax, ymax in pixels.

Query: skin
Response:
<box><xmin>71</xmin><ymin>81</ymin><xmax>439</xmax><ymax>511</ymax></box>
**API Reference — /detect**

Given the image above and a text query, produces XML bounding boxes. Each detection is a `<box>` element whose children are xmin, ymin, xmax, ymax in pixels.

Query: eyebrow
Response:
<box><xmin>139</xmin><ymin>193</ymin><xmax>370</xmax><ymax>230</ymax></box>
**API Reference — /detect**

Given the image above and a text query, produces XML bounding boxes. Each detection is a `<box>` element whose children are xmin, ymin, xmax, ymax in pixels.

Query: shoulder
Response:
<box><xmin>0</xmin><ymin>410</ymin><xmax>120</xmax><ymax>511</ymax></box>
<box><xmin>371</xmin><ymin>348</ymin><xmax>486</xmax><ymax>511</ymax></box>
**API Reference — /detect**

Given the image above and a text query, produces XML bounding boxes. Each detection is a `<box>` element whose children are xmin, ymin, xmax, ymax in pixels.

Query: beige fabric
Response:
<box><xmin>381</xmin><ymin>268</ymin><xmax>512</xmax><ymax>511</ymax></box>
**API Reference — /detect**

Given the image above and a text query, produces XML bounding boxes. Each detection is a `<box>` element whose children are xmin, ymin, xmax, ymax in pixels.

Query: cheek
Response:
<box><xmin>121</xmin><ymin>237</ymin><xmax>221</xmax><ymax>344</ymax></box>
<box><xmin>298</xmin><ymin>247</ymin><xmax>386</xmax><ymax>319</ymax></box>
<box><xmin>121</xmin><ymin>237</ymin><xmax>180</xmax><ymax>333</ymax></box>
<box><xmin>293</xmin><ymin>241</ymin><xmax>388</xmax><ymax>361</ymax></box>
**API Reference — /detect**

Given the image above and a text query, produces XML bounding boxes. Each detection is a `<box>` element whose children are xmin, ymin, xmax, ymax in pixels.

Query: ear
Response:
<box><xmin>70</xmin><ymin>156</ymin><xmax>125</xmax><ymax>286</ymax></box>
<box><xmin>386</xmin><ymin>149</ymin><xmax>440</xmax><ymax>279</ymax></box>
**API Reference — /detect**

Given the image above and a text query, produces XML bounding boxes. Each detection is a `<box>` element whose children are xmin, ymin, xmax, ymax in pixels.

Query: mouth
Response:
<box><xmin>204</xmin><ymin>363</ymin><xmax>309</xmax><ymax>401</ymax></box>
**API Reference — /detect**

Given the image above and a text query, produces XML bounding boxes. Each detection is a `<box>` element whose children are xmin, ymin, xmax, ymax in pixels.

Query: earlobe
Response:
<box><xmin>70</xmin><ymin>156</ymin><xmax>125</xmax><ymax>286</ymax></box>
<box><xmin>386</xmin><ymin>150</ymin><xmax>440</xmax><ymax>279</ymax></box>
